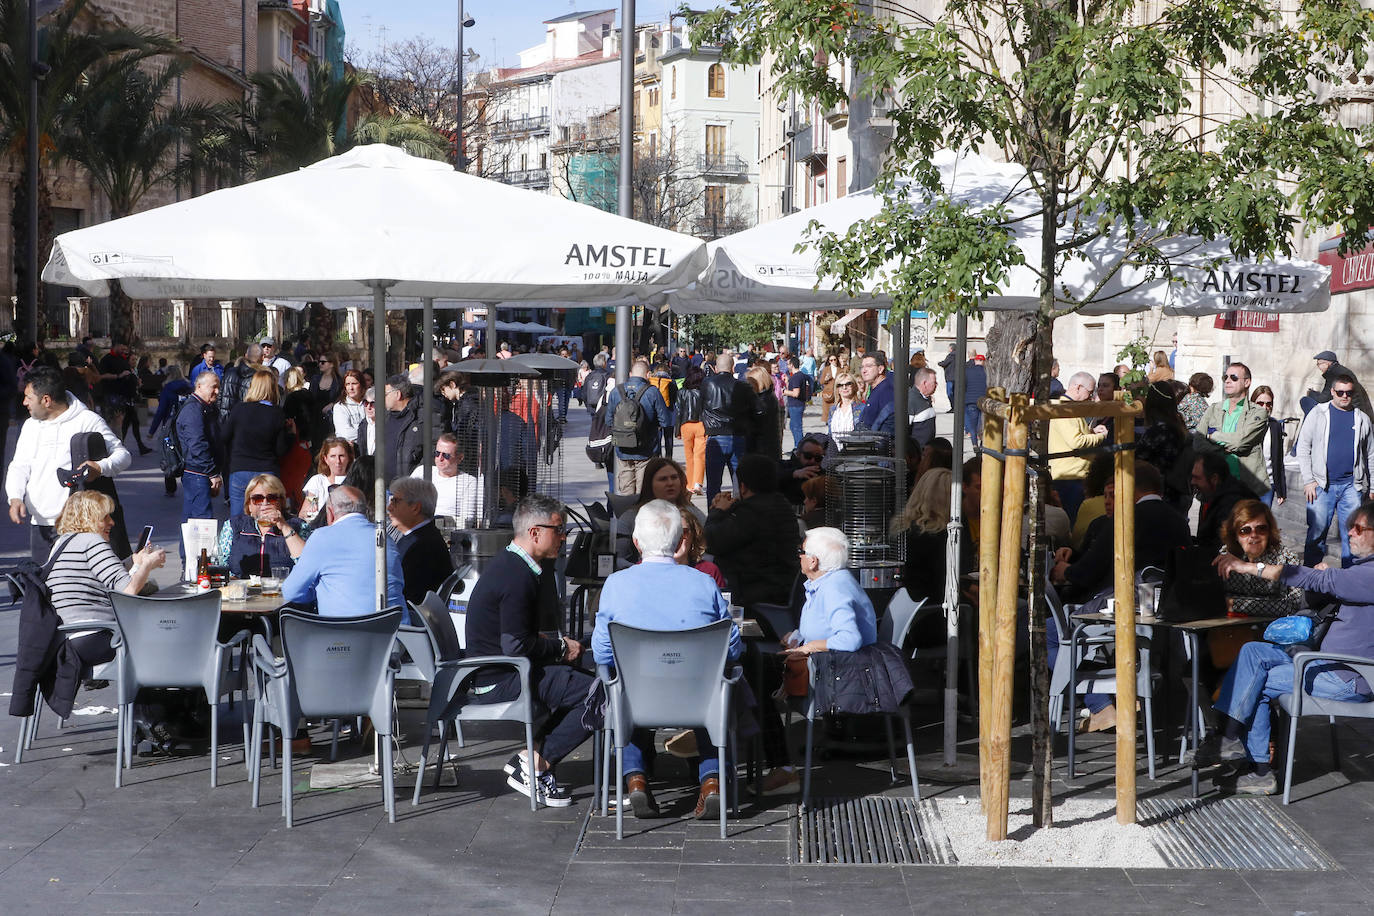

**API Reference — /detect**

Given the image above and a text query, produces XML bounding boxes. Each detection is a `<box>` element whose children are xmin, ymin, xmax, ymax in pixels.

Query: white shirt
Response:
<box><xmin>332</xmin><ymin>399</ymin><xmax>366</xmax><ymax>444</ymax></box>
<box><xmin>266</xmin><ymin>355</ymin><xmax>291</xmax><ymax>379</ymax></box>
<box><xmin>4</xmin><ymin>394</ymin><xmax>132</xmax><ymax>525</ymax></box>
<box><xmin>300</xmin><ymin>473</ymin><xmax>347</xmax><ymax>521</ymax></box>
<box><xmin>410</xmin><ymin>465</ymin><xmax>484</xmax><ymax>520</ymax></box>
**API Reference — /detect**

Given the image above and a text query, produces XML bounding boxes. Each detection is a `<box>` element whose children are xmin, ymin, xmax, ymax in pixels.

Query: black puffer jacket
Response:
<box><xmin>218</xmin><ymin>361</ymin><xmax>257</xmax><ymax>420</ymax></box>
<box><xmin>809</xmin><ymin>642</ymin><xmax>915</xmax><ymax>716</ymax></box>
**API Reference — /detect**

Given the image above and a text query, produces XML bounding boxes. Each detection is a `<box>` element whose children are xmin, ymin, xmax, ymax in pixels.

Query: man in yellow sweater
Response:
<box><xmin>1049</xmin><ymin>371</ymin><xmax>1108</xmax><ymax>523</ymax></box>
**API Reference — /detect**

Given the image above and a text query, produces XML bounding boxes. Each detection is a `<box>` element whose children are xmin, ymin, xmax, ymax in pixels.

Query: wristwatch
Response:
<box><xmin>1254</xmin><ymin>562</ymin><xmax>1266</xmax><ymax>576</ymax></box>
<box><xmin>557</xmin><ymin>638</ymin><xmax>570</xmax><ymax>661</ymax></box>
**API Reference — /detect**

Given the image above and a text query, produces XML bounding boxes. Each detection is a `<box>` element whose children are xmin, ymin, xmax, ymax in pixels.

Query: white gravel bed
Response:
<box><xmin>935</xmin><ymin>795</ymin><xmax>1166</xmax><ymax>868</ymax></box>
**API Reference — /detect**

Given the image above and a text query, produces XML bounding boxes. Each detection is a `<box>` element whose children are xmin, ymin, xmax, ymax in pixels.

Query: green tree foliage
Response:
<box><xmin>694</xmin><ymin>0</ymin><xmax>1374</xmax><ymax>395</ymax></box>
<box><xmin>688</xmin><ymin>311</ymin><xmax>782</xmax><ymax>349</ymax></box>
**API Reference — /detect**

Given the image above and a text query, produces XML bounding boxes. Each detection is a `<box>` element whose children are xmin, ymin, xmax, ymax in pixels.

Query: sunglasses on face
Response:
<box><xmin>250</xmin><ymin>493</ymin><xmax>283</xmax><ymax>504</ymax></box>
<box><xmin>1237</xmin><ymin>523</ymin><xmax>1269</xmax><ymax>536</ymax></box>
<box><xmin>1225</xmin><ymin>373</ymin><xmax>1247</xmax><ymax>382</ymax></box>
<box><xmin>1255</xmin><ymin>400</ymin><xmax>1273</xmax><ymax>408</ymax></box>
<box><xmin>800</xmin><ymin>451</ymin><xmax>823</xmax><ymax>462</ymax></box>
<box><xmin>1333</xmin><ymin>389</ymin><xmax>1354</xmax><ymax>398</ymax></box>
<box><xmin>434</xmin><ymin>451</ymin><xmax>456</xmax><ymax>460</ymax></box>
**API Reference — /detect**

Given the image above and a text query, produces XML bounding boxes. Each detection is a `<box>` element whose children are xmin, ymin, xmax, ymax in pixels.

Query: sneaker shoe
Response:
<box><xmin>665</xmin><ymin>729</ymin><xmax>699</xmax><ymax>759</ymax></box>
<box><xmin>1233</xmin><ymin>770</ymin><xmax>1278</xmax><ymax>796</ymax></box>
<box><xmin>755</xmin><ymin>768</ymin><xmax>801</xmax><ymax>797</ymax></box>
<box><xmin>506</xmin><ymin>766</ymin><xmax>575</xmax><ymax>808</ymax></box>
<box><xmin>502</xmin><ymin>752</ymin><xmax>527</xmax><ymax>776</ymax></box>
<box><xmin>1183</xmin><ymin>735</ymin><xmax>1248</xmax><ymax>767</ymax></box>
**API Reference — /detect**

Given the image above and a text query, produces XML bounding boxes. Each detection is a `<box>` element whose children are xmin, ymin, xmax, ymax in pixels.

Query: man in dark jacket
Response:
<box><xmin>938</xmin><ymin>344</ymin><xmax>957</xmax><ymax>411</ymax></box>
<box><xmin>387</xmin><ymin>476</ymin><xmax>455</xmax><ymax>606</ymax></box>
<box><xmin>1302</xmin><ymin>349</ymin><xmax>1371</xmax><ymax>417</ymax></box>
<box><xmin>383</xmin><ymin>374</ymin><xmax>426</xmax><ymax>477</ymax></box>
<box><xmin>218</xmin><ymin>343</ymin><xmax>261</xmax><ymax>421</ymax></box>
<box><xmin>706</xmin><ymin>454</ymin><xmax>803</xmax><ymax>608</ymax></box>
<box><xmin>963</xmin><ymin>355</ymin><xmax>989</xmax><ymax>447</ymax></box>
<box><xmin>1191</xmin><ymin>451</ymin><xmax>1253</xmax><ymax>555</ymax></box>
<box><xmin>907</xmin><ymin>367</ymin><xmax>939</xmax><ymax>451</ymax></box>
<box><xmin>175</xmin><ymin>371</ymin><xmax>223</xmax><ymax>541</ymax></box>
<box><xmin>702</xmin><ymin>352</ymin><xmax>758</xmax><ymax>500</ymax></box>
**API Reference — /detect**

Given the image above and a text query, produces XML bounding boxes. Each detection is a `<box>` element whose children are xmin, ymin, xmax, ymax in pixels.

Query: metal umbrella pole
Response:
<box><xmin>614</xmin><ymin>0</ymin><xmax>635</xmax><ymax>385</ymax></box>
<box><xmin>943</xmin><ymin>312</ymin><xmax>968</xmax><ymax>766</ymax></box>
<box><xmin>487</xmin><ymin>305</ymin><xmax>497</xmax><ymax>358</ymax></box>
<box><xmin>368</xmin><ymin>280</ymin><xmax>395</xmax><ymax>612</ymax></box>
<box><xmin>422</xmin><ymin>296</ymin><xmax>435</xmax><ymax>482</ymax></box>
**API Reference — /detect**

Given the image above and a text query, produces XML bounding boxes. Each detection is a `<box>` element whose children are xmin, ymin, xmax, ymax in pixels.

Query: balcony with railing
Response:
<box><xmin>498</xmin><ymin>168</ymin><xmax>550</xmax><ymax>189</ymax></box>
<box><xmin>791</xmin><ymin>124</ymin><xmax>827</xmax><ymax>164</ymax></box>
<box><xmin>822</xmin><ymin>97</ymin><xmax>849</xmax><ymax>128</ymax></box>
<box><xmin>491</xmin><ymin>114</ymin><xmax>550</xmax><ymax>138</ymax></box>
<box><xmin>696</xmin><ymin>152</ymin><xmax>750</xmax><ymax>177</ymax></box>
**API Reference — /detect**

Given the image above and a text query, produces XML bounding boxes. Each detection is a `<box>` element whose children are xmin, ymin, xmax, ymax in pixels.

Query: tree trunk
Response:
<box><xmin>108</xmin><ymin>280</ymin><xmax>140</xmax><ymax>348</ymax></box>
<box><xmin>10</xmin><ymin>161</ymin><xmax>53</xmax><ymax>344</ymax></box>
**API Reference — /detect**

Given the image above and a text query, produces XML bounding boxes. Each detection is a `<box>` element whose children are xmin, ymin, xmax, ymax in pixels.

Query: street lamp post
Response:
<box><xmin>455</xmin><ymin>1</ymin><xmax>475</xmax><ymax>171</ymax></box>
<box><xmin>615</xmin><ymin>0</ymin><xmax>635</xmax><ymax>385</ymax></box>
<box><xmin>22</xmin><ymin>0</ymin><xmax>40</xmax><ymax>346</ymax></box>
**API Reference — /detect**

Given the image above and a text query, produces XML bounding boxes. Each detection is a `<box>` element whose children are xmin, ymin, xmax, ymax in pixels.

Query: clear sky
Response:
<box><xmin>342</xmin><ymin>1</ymin><xmax>681</xmax><ymax>69</ymax></box>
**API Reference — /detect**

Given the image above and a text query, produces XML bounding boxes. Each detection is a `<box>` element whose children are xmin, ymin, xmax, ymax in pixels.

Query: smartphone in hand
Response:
<box><xmin>136</xmin><ymin>525</ymin><xmax>154</xmax><ymax>552</ymax></box>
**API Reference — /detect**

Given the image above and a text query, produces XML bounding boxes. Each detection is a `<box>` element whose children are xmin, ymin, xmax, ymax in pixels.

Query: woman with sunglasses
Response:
<box><xmin>1251</xmin><ymin>385</ymin><xmax>1287</xmax><ymax>507</ymax></box>
<box><xmin>827</xmin><ymin>370</ymin><xmax>863</xmax><ymax>435</ymax></box>
<box><xmin>1207</xmin><ymin>499</ymin><xmax>1305</xmax><ymax>674</ymax></box>
<box><xmin>215</xmin><ymin>473</ymin><xmax>304</xmax><ymax>578</ymax></box>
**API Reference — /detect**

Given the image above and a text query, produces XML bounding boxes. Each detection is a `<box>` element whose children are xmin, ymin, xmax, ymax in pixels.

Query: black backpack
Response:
<box><xmin>611</xmin><ymin>383</ymin><xmax>656</xmax><ymax>452</ymax></box>
<box><xmin>585</xmin><ymin>387</ymin><xmax>614</xmax><ymax>468</ymax></box>
<box><xmin>160</xmin><ymin>399</ymin><xmax>189</xmax><ymax>478</ymax></box>
<box><xmin>582</xmin><ymin>368</ymin><xmax>609</xmax><ymax>416</ymax></box>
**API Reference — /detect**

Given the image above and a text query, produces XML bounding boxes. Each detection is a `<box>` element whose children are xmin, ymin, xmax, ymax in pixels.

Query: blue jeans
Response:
<box><xmin>704</xmin><ymin>434</ymin><xmax>744</xmax><ymax>501</ymax></box>
<box><xmin>963</xmin><ymin>404</ymin><xmax>983</xmax><ymax>448</ymax></box>
<box><xmin>788</xmin><ymin>405</ymin><xmax>805</xmax><ymax>451</ymax></box>
<box><xmin>1045</xmin><ymin>614</ymin><xmax>1112</xmax><ymax>713</ymax></box>
<box><xmin>1214</xmin><ymin>640</ymin><xmax>1369</xmax><ymax>762</ymax></box>
<box><xmin>180</xmin><ymin>471</ymin><xmax>215</xmax><ymax>563</ymax></box>
<box><xmin>1052</xmin><ymin>480</ymin><xmax>1085</xmax><ymax>525</ymax></box>
<box><xmin>228</xmin><ymin>470</ymin><xmax>262</xmax><ymax>518</ymax></box>
<box><xmin>622</xmin><ymin>727</ymin><xmax>719</xmax><ymax>782</ymax></box>
<box><xmin>1304</xmin><ymin>478</ymin><xmax>1362</xmax><ymax>567</ymax></box>
<box><xmin>946</xmin><ymin>380</ymin><xmax>954</xmax><ymax>405</ymax></box>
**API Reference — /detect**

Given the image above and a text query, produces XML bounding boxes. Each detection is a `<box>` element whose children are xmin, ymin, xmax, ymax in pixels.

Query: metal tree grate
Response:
<box><xmin>1139</xmin><ymin>797</ymin><xmax>1339</xmax><ymax>870</ymax></box>
<box><xmin>796</xmin><ymin>797</ymin><xmax>957</xmax><ymax>865</ymax></box>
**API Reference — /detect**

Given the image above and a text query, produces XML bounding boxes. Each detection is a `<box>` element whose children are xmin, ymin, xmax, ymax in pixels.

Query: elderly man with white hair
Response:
<box><xmin>1048</xmin><ymin>370</ymin><xmax>1109</xmax><ymax>523</ymax></box>
<box><xmin>786</xmin><ymin>527</ymin><xmax>879</xmax><ymax>656</ymax></box>
<box><xmin>591</xmin><ymin>499</ymin><xmax>741</xmax><ymax>821</ymax></box>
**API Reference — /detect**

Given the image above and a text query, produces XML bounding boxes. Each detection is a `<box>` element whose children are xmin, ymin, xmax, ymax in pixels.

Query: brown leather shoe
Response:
<box><xmin>626</xmin><ymin>773</ymin><xmax>661</xmax><ymax>818</ymax></box>
<box><xmin>693</xmin><ymin>776</ymin><xmax>721</xmax><ymax>820</ymax></box>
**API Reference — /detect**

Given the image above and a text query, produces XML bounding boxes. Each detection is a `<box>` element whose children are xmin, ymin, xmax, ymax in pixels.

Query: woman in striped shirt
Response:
<box><xmin>44</xmin><ymin>491</ymin><xmax>166</xmax><ymax>709</ymax></box>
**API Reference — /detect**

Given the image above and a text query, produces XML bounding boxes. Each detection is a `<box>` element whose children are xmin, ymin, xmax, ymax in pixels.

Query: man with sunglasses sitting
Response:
<box><xmin>778</xmin><ymin>434</ymin><xmax>828</xmax><ymax>507</ymax></box>
<box><xmin>1194</xmin><ymin>361</ymin><xmax>1271</xmax><ymax>500</ymax></box>
<box><xmin>1296</xmin><ymin>372</ymin><xmax>1374</xmax><ymax>568</ymax></box>
<box><xmin>410</xmin><ymin>433</ymin><xmax>482</xmax><ymax>521</ymax></box>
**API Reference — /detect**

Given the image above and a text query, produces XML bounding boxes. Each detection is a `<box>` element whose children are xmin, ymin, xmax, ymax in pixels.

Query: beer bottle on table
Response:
<box><xmin>197</xmin><ymin>549</ymin><xmax>211</xmax><ymax>591</ymax></box>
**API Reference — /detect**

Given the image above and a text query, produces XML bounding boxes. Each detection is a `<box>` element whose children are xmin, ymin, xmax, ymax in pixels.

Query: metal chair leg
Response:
<box><xmin>615</xmin><ymin>743</ymin><xmax>625</xmax><ymax>840</ymax></box>
<box><xmin>883</xmin><ymin>715</ymin><xmax>899</xmax><ymax>783</ymax></box>
<box><xmin>524</xmin><ymin>723</ymin><xmax>538</xmax><ymax>813</ymax></box>
<box><xmin>902</xmin><ymin>714</ymin><xmax>920</xmax><ymax>802</ymax></box>
<box><xmin>1283</xmin><ymin>713</ymin><xmax>1300</xmax><ymax>805</ymax></box>
<box><xmin>717</xmin><ymin>743</ymin><xmax>727</xmax><ymax>840</ymax></box>
<box><xmin>800</xmin><ymin>712</ymin><xmax>816</xmax><ymax>813</ymax></box>
<box><xmin>1329</xmin><ymin>716</ymin><xmax>1340</xmax><ymax>772</ymax></box>
<box><xmin>412</xmin><ymin>718</ymin><xmax>432</xmax><ymax>807</ymax></box>
<box><xmin>282</xmin><ymin>728</ymin><xmax>294</xmax><ymax>827</ymax></box>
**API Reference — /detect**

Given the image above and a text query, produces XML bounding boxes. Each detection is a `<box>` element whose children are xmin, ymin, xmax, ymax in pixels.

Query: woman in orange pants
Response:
<box><xmin>676</xmin><ymin>366</ymin><xmax>707</xmax><ymax>494</ymax></box>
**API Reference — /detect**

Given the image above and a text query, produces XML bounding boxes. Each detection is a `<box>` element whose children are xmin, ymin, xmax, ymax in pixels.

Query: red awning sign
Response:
<box><xmin>1213</xmin><ymin>311</ymin><xmax>1281</xmax><ymax>332</ymax></box>
<box><xmin>1317</xmin><ymin>232</ymin><xmax>1374</xmax><ymax>294</ymax></box>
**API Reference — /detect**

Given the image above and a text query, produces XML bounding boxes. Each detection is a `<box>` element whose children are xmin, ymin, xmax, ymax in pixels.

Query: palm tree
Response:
<box><xmin>237</xmin><ymin>60</ymin><xmax>359</xmax><ymax>177</ymax></box>
<box><xmin>60</xmin><ymin>59</ymin><xmax>220</xmax><ymax>345</ymax></box>
<box><xmin>352</xmin><ymin>113</ymin><xmax>450</xmax><ymax>161</ymax></box>
<box><xmin>0</xmin><ymin>0</ymin><xmax>174</xmax><ymax>343</ymax></box>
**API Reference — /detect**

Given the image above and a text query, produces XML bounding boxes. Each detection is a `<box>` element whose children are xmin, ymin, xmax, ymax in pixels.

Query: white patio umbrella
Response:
<box><xmin>44</xmin><ymin>144</ymin><xmax>707</xmax><ymax>610</ymax></box>
<box><xmin>667</xmin><ymin>148</ymin><xmax>1332</xmax><ymax>765</ymax></box>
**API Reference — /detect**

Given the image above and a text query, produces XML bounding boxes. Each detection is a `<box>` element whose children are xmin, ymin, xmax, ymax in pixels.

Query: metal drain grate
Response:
<box><xmin>796</xmin><ymin>797</ymin><xmax>956</xmax><ymax>865</ymax></box>
<box><xmin>1140</xmin><ymin>797</ymin><xmax>1339</xmax><ymax>870</ymax></box>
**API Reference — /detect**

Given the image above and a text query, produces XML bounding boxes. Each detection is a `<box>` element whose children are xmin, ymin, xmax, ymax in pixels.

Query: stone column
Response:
<box><xmin>172</xmin><ymin>300</ymin><xmax>189</xmax><ymax>341</ymax></box>
<box><xmin>220</xmin><ymin>300</ymin><xmax>238</xmax><ymax>342</ymax></box>
<box><xmin>264</xmin><ymin>302</ymin><xmax>283</xmax><ymax>344</ymax></box>
<box><xmin>68</xmin><ymin>297</ymin><xmax>90</xmax><ymax>340</ymax></box>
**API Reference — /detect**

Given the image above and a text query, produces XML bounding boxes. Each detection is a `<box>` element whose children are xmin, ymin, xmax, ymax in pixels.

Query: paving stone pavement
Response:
<box><xmin>3</xmin><ymin>400</ymin><xmax>1373</xmax><ymax>914</ymax></box>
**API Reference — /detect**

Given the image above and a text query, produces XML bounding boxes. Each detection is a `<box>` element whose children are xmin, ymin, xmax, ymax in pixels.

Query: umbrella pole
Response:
<box><xmin>949</xmin><ymin>314</ymin><xmax>969</xmax><ymax>770</ymax></box>
<box><xmin>370</xmin><ymin>282</ymin><xmax>392</xmax><ymax>613</ymax></box>
<box><xmin>422</xmin><ymin>296</ymin><xmax>435</xmax><ymax>483</ymax></box>
<box><xmin>487</xmin><ymin>305</ymin><xmax>497</xmax><ymax>359</ymax></box>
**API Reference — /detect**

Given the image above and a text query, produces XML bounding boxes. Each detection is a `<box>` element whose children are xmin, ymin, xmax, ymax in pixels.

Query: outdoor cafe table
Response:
<box><xmin>1071</xmin><ymin>611</ymin><xmax>1269</xmax><ymax>796</ymax></box>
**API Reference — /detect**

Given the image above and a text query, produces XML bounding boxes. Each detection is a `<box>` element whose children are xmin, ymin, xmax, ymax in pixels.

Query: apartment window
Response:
<box><xmin>705</xmin><ymin>124</ymin><xmax>726</xmax><ymax>160</ymax></box>
<box><xmin>670</xmin><ymin>66</ymin><xmax>677</xmax><ymax>100</ymax></box>
<box><xmin>708</xmin><ymin>63</ymin><xmax>725</xmax><ymax>98</ymax></box>
<box><xmin>648</xmin><ymin>131</ymin><xmax>658</xmax><ymax>157</ymax></box>
<box><xmin>278</xmin><ymin>27</ymin><xmax>291</xmax><ymax>62</ymax></box>
<box><xmin>670</xmin><ymin>126</ymin><xmax>677</xmax><ymax>153</ymax></box>
<box><xmin>704</xmin><ymin>185</ymin><xmax>726</xmax><ymax>226</ymax></box>
<box><xmin>836</xmin><ymin>157</ymin><xmax>847</xmax><ymax>198</ymax></box>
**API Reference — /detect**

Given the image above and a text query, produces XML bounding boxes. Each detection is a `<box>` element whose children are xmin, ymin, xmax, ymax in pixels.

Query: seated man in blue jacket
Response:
<box><xmin>1198</xmin><ymin>499</ymin><xmax>1374</xmax><ymax>795</ymax></box>
<box><xmin>592</xmin><ymin>499</ymin><xmax>741</xmax><ymax>821</ymax></box>
<box><xmin>786</xmin><ymin>526</ymin><xmax>878</xmax><ymax>655</ymax></box>
<box><xmin>280</xmin><ymin>485</ymin><xmax>405</xmax><ymax>617</ymax></box>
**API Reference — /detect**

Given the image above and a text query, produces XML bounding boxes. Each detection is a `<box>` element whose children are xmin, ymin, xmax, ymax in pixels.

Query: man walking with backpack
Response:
<box><xmin>604</xmin><ymin>359</ymin><xmax>671</xmax><ymax>495</ymax></box>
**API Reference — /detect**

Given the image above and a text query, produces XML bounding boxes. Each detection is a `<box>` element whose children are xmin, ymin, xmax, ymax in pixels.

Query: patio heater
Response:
<box><xmin>443</xmin><ymin>357</ymin><xmax>567</xmax><ymax>576</ymax></box>
<box><xmin>825</xmin><ymin>431</ymin><xmax>903</xmax><ymax>591</ymax></box>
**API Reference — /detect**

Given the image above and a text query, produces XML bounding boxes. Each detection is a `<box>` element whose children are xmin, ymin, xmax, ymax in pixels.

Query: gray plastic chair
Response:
<box><xmin>1279</xmin><ymin>650</ymin><xmax>1374</xmax><ymax>804</ymax></box>
<box><xmin>109</xmin><ymin>591</ymin><xmax>250</xmax><ymax>788</ymax></box>
<box><xmin>396</xmin><ymin>591</ymin><xmax>467</xmax><ymax>754</ymax></box>
<box><xmin>797</xmin><ymin>594</ymin><xmax>924</xmax><ymax>812</ymax></box>
<box><xmin>249</xmin><ymin>608</ymin><xmax>403</xmax><ymax>827</ymax></box>
<box><xmin>13</xmin><ymin>620</ymin><xmax>120</xmax><ymax>764</ymax></box>
<box><xmin>602</xmin><ymin>619</ymin><xmax>741</xmax><ymax>840</ymax></box>
<box><xmin>409</xmin><ymin>626</ymin><xmax>541</xmax><ymax>811</ymax></box>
